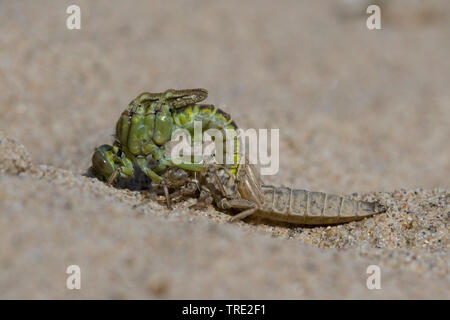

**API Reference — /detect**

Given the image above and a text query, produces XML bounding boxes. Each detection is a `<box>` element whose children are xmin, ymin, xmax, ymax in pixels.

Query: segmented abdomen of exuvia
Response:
<box><xmin>173</xmin><ymin>104</ymin><xmax>242</xmax><ymax>175</ymax></box>
<box><xmin>257</xmin><ymin>186</ymin><xmax>384</xmax><ymax>225</ymax></box>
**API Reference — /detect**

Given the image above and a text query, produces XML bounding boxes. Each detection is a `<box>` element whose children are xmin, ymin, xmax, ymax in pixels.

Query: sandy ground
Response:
<box><xmin>0</xmin><ymin>0</ymin><xmax>449</xmax><ymax>299</ymax></box>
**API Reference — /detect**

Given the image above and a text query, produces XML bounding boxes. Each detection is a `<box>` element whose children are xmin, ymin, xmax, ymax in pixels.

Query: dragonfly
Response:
<box><xmin>91</xmin><ymin>89</ymin><xmax>385</xmax><ymax>223</ymax></box>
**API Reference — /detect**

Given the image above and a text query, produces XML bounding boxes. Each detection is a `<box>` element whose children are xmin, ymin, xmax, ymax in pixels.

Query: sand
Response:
<box><xmin>0</xmin><ymin>0</ymin><xmax>448</xmax><ymax>299</ymax></box>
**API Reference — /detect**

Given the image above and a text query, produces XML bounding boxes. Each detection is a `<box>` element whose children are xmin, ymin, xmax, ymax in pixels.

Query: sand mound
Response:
<box><xmin>0</xmin><ymin>134</ymin><xmax>447</xmax><ymax>299</ymax></box>
<box><xmin>0</xmin><ymin>131</ymin><xmax>33</xmax><ymax>175</ymax></box>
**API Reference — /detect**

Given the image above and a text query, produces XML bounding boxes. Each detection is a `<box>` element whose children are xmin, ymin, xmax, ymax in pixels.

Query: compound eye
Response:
<box><xmin>92</xmin><ymin>150</ymin><xmax>106</xmax><ymax>168</ymax></box>
<box><xmin>92</xmin><ymin>145</ymin><xmax>115</xmax><ymax>177</ymax></box>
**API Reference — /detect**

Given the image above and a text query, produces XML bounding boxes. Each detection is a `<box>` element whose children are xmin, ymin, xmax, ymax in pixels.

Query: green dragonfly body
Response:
<box><xmin>91</xmin><ymin>88</ymin><xmax>240</xmax><ymax>186</ymax></box>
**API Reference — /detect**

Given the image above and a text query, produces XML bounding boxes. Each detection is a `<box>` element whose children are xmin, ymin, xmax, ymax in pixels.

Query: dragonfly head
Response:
<box><xmin>92</xmin><ymin>144</ymin><xmax>133</xmax><ymax>183</ymax></box>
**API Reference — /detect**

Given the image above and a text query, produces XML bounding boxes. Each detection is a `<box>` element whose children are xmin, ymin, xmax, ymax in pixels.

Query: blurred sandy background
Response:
<box><xmin>0</xmin><ymin>0</ymin><xmax>448</xmax><ymax>299</ymax></box>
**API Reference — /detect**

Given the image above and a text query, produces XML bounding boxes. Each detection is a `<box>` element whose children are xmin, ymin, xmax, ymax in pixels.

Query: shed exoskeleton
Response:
<box><xmin>159</xmin><ymin>160</ymin><xmax>385</xmax><ymax>225</ymax></box>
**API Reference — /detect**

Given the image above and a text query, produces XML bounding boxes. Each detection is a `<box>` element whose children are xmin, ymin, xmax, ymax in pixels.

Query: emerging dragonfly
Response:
<box><xmin>91</xmin><ymin>89</ymin><xmax>385</xmax><ymax>224</ymax></box>
<box><xmin>91</xmin><ymin>88</ymin><xmax>240</xmax><ymax>208</ymax></box>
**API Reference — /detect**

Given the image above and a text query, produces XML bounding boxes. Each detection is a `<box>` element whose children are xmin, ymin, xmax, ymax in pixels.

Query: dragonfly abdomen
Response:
<box><xmin>259</xmin><ymin>185</ymin><xmax>384</xmax><ymax>225</ymax></box>
<box><xmin>173</xmin><ymin>104</ymin><xmax>241</xmax><ymax>175</ymax></box>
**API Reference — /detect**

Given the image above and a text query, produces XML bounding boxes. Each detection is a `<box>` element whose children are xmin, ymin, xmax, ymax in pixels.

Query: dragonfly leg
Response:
<box><xmin>106</xmin><ymin>169</ymin><xmax>120</xmax><ymax>185</ymax></box>
<box><xmin>218</xmin><ymin>198</ymin><xmax>256</xmax><ymax>210</ymax></box>
<box><xmin>216</xmin><ymin>198</ymin><xmax>258</xmax><ymax>221</ymax></box>
<box><xmin>229</xmin><ymin>208</ymin><xmax>258</xmax><ymax>222</ymax></box>
<box><xmin>135</xmin><ymin>156</ymin><xmax>163</xmax><ymax>184</ymax></box>
<box><xmin>161</xmin><ymin>180</ymin><xmax>172</xmax><ymax>210</ymax></box>
<box><xmin>171</xmin><ymin>160</ymin><xmax>206</xmax><ymax>172</ymax></box>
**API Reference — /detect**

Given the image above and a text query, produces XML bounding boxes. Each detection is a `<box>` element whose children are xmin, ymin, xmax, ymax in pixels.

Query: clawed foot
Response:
<box><xmin>153</xmin><ymin>180</ymin><xmax>199</xmax><ymax>209</ymax></box>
